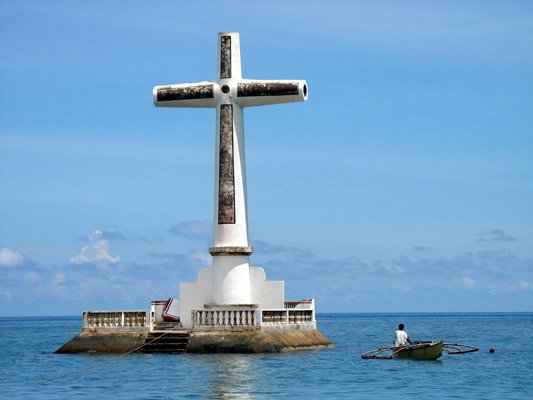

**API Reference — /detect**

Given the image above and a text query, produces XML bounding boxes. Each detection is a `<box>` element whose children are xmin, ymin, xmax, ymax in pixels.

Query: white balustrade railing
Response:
<box><xmin>191</xmin><ymin>300</ymin><xmax>315</xmax><ymax>330</ymax></box>
<box><xmin>262</xmin><ymin>310</ymin><xmax>287</xmax><ymax>324</ymax></box>
<box><xmin>83</xmin><ymin>311</ymin><xmax>148</xmax><ymax>329</ymax></box>
<box><xmin>262</xmin><ymin>310</ymin><xmax>314</xmax><ymax>325</ymax></box>
<box><xmin>192</xmin><ymin>309</ymin><xmax>257</xmax><ymax>328</ymax></box>
<box><xmin>288</xmin><ymin>310</ymin><xmax>313</xmax><ymax>324</ymax></box>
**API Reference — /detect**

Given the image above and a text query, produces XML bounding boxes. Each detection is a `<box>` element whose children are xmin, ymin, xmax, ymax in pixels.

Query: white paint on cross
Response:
<box><xmin>153</xmin><ymin>32</ymin><xmax>307</xmax><ymax>306</ymax></box>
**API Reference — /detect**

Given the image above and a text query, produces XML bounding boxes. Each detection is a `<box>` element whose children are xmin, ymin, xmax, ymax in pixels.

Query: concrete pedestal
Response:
<box><xmin>55</xmin><ymin>329</ymin><xmax>333</xmax><ymax>354</ymax></box>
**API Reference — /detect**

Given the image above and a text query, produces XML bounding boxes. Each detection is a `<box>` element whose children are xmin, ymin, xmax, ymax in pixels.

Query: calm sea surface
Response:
<box><xmin>1</xmin><ymin>313</ymin><xmax>532</xmax><ymax>399</ymax></box>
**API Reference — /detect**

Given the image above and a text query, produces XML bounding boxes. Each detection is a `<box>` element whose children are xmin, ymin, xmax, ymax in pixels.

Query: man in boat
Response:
<box><xmin>395</xmin><ymin>324</ymin><xmax>412</xmax><ymax>347</ymax></box>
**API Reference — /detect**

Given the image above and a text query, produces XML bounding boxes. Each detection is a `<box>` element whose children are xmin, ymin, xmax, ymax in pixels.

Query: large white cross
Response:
<box><xmin>153</xmin><ymin>32</ymin><xmax>307</xmax><ymax>305</ymax></box>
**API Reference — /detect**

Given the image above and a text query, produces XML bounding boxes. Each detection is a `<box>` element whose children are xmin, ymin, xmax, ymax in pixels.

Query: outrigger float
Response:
<box><xmin>361</xmin><ymin>341</ymin><xmax>479</xmax><ymax>360</ymax></box>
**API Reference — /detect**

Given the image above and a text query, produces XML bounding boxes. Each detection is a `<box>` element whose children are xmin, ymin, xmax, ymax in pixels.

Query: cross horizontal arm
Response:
<box><xmin>153</xmin><ymin>81</ymin><xmax>218</xmax><ymax>108</ymax></box>
<box><xmin>235</xmin><ymin>80</ymin><xmax>308</xmax><ymax>107</ymax></box>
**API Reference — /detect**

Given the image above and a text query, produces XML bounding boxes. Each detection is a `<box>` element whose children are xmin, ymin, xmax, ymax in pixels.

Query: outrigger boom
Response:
<box><xmin>442</xmin><ymin>342</ymin><xmax>479</xmax><ymax>354</ymax></box>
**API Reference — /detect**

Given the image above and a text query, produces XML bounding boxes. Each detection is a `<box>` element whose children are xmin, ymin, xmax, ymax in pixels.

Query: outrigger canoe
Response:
<box><xmin>361</xmin><ymin>341</ymin><xmax>478</xmax><ymax>360</ymax></box>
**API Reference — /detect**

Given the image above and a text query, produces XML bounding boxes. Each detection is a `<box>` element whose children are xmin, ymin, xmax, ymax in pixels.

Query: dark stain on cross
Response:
<box><xmin>156</xmin><ymin>84</ymin><xmax>215</xmax><ymax>102</ymax></box>
<box><xmin>218</xmin><ymin>104</ymin><xmax>235</xmax><ymax>224</ymax></box>
<box><xmin>237</xmin><ymin>82</ymin><xmax>300</xmax><ymax>97</ymax></box>
<box><xmin>220</xmin><ymin>36</ymin><xmax>232</xmax><ymax>79</ymax></box>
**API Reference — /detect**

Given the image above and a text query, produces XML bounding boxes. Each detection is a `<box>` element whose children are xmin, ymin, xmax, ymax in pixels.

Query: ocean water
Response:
<box><xmin>1</xmin><ymin>313</ymin><xmax>532</xmax><ymax>399</ymax></box>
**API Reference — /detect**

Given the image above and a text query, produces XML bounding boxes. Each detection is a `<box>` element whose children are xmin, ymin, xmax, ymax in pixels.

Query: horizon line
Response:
<box><xmin>1</xmin><ymin>311</ymin><xmax>532</xmax><ymax>319</ymax></box>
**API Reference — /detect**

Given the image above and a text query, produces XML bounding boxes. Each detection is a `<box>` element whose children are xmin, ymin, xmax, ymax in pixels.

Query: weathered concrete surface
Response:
<box><xmin>237</xmin><ymin>82</ymin><xmax>300</xmax><ymax>97</ymax></box>
<box><xmin>55</xmin><ymin>332</ymin><xmax>146</xmax><ymax>354</ymax></box>
<box><xmin>186</xmin><ymin>329</ymin><xmax>333</xmax><ymax>353</ymax></box>
<box><xmin>156</xmin><ymin>84</ymin><xmax>214</xmax><ymax>102</ymax></box>
<box><xmin>219</xmin><ymin>35</ymin><xmax>232</xmax><ymax>79</ymax></box>
<box><xmin>56</xmin><ymin>329</ymin><xmax>333</xmax><ymax>354</ymax></box>
<box><xmin>218</xmin><ymin>103</ymin><xmax>235</xmax><ymax>224</ymax></box>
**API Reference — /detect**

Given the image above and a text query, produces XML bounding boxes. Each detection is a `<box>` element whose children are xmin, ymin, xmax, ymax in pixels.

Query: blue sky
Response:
<box><xmin>1</xmin><ymin>1</ymin><xmax>532</xmax><ymax>315</ymax></box>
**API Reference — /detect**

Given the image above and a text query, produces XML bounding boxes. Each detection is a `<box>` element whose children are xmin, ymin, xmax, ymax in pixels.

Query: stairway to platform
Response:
<box><xmin>141</xmin><ymin>330</ymin><xmax>191</xmax><ymax>353</ymax></box>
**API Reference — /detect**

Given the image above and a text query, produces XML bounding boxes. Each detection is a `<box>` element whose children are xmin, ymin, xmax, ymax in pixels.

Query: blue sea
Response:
<box><xmin>1</xmin><ymin>313</ymin><xmax>532</xmax><ymax>399</ymax></box>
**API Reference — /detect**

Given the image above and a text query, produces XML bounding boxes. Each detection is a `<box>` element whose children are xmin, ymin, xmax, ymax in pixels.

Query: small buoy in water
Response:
<box><xmin>489</xmin><ymin>348</ymin><xmax>495</xmax><ymax>353</ymax></box>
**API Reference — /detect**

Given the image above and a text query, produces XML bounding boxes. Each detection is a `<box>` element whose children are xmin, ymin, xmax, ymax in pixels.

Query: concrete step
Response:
<box><xmin>141</xmin><ymin>331</ymin><xmax>191</xmax><ymax>354</ymax></box>
<box><xmin>153</xmin><ymin>322</ymin><xmax>182</xmax><ymax>331</ymax></box>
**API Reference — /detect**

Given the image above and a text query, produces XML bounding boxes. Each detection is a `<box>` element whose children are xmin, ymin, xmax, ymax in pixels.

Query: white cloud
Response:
<box><xmin>0</xmin><ymin>247</ymin><xmax>25</xmax><ymax>268</ymax></box>
<box><xmin>22</xmin><ymin>271</ymin><xmax>41</xmax><ymax>283</ymax></box>
<box><xmin>518</xmin><ymin>281</ymin><xmax>533</xmax><ymax>291</ymax></box>
<box><xmin>169</xmin><ymin>221</ymin><xmax>212</xmax><ymax>241</ymax></box>
<box><xmin>462</xmin><ymin>276</ymin><xmax>476</xmax><ymax>289</ymax></box>
<box><xmin>2</xmin><ymin>232</ymin><xmax>531</xmax><ymax>314</ymax></box>
<box><xmin>392</xmin><ymin>284</ymin><xmax>412</xmax><ymax>293</ymax></box>
<box><xmin>187</xmin><ymin>250</ymin><xmax>211</xmax><ymax>265</ymax></box>
<box><xmin>48</xmin><ymin>273</ymin><xmax>69</xmax><ymax>299</ymax></box>
<box><xmin>380</xmin><ymin>260</ymin><xmax>405</xmax><ymax>273</ymax></box>
<box><xmin>487</xmin><ymin>283</ymin><xmax>514</xmax><ymax>294</ymax></box>
<box><xmin>70</xmin><ymin>229</ymin><xmax>120</xmax><ymax>265</ymax></box>
<box><xmin>486</xmin><ymin>280</ymin><xmax>533</xmax><ymax>294</ymax></box>
<box><xmin>0</xmin><ymin>290</ymin><xmax>11</xmax><ymax>302</ymax></box>
<box><xmin>52</xmin><ymin>273</ymin><xmax>66</xmax><ymax>285</ymax></box>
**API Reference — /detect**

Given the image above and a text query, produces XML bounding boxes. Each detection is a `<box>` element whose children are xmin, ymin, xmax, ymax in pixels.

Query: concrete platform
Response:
<box><xmin>55</xmin><ymin>331</ymin><xmax>146</xmax><ymax>354</ymax></box>
<box><xmin>186</xmin><ymin>329</ymin><xmax>333</xmax><ymax>353</ymax></box>
<box><xmin>55</xmin><ymin>329</ymin><xmax>333</xmax><ymax>354</ymax></box>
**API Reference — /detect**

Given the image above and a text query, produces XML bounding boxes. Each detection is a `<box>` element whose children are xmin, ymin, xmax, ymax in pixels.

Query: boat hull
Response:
<box><xmin>394</xmin><ymin>341</ymin><xmax>444</xmax><ymax>360</ymax></box>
